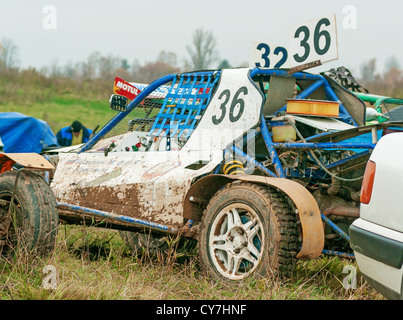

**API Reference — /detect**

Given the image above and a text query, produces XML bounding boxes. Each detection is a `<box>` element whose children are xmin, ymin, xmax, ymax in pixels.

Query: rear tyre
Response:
<box><xmin>120</xmin><ymin>230</ymin><xmax>198</xmax><ymax>257</ymax></box>
<box><xmin>198</xmin><ymin>182</ymin><xmax>298</xmax><ymax>283</ymax></box>
<box><xmin>120</xmin><ymin>231</ymin><xmax>168</xmax><ymax>256</ymax></box>
<box><xmin>0</xmin><ymin>170</ymin><xmax>59</xmax><ymax>258</ymax></box>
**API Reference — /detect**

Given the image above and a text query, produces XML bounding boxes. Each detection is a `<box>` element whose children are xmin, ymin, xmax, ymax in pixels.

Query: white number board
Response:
<box><xmin>250</xmin><ymin>14</ymin><xmax>338</xmax><ymax>69</ymax></box>
<box><xmin>249</xmin><ymin>41</ymin><xmax>290</xmax><ymax>69</ymax></box>
<box><xmin>288</xmin><ymin>14</ymin><xmax>338</xmax><ymax>67</ymax></box>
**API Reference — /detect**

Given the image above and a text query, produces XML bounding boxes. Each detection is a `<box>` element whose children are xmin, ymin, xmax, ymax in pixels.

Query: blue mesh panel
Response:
<box><xmin>149</xmin><ymin>71</ymin><xmax>220</xmax><ymax>140</ymax></box>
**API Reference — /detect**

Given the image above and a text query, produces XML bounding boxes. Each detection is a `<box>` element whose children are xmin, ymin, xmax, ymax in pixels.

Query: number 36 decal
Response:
<box><xmin>212</xmin><ymin>87</ymin><xmax>248</xmax><ymax>125</ymax></box>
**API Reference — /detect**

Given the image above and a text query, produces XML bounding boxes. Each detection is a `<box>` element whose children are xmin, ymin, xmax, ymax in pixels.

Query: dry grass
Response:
<box><xmin>0</xmin><ymin>225</ymin><xmax>384</xmax><ymax>301</ymax></box>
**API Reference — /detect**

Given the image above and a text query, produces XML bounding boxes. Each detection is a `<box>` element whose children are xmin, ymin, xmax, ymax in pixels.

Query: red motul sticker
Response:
<box><xmin>113</xmin><ymin>77</ymin><xmax>141</xmax><ymax>100</ymax></box>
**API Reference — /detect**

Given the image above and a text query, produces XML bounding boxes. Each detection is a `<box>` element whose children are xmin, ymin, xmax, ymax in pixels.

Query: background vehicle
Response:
<box><xmin>1</xmin><ymin>66</ymin><xmax>403</xmax><ymax>283</ymax></box>
<box><xmin>350</xmin><ymin>132</ymin><xmax>403</xmax><ymax>300</ymax></box>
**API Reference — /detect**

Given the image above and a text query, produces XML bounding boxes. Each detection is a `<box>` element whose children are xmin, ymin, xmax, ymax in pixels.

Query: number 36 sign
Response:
<box><xmin>250</xmin><ymin>14</ymin><xmax>338</xmax><ymax>69</ymax></box>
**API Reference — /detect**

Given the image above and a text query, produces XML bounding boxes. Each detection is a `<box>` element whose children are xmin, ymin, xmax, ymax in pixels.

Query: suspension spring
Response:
<box><xmin>222</xmin><ymin>159</ymin><xmax>246</xmax><ymax>175</ymax></box>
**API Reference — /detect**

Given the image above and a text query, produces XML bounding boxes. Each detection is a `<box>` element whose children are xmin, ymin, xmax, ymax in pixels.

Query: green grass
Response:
<box><xmin>0</xmin><ymin>225</ymin><xmax>384</xmax><ymax>300</ymax></box>
<box><xmin>0</xmin><ymin>94</ymin><xmax>116</xmax><ymax>134</ymax></box>
<box><xmin>0</xmin><ymin>93</ymin><xmax>385</xmax><ymax>300</ymax></box>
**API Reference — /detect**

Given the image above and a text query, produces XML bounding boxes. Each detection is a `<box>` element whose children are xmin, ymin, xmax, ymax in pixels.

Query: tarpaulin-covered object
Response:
<box><xmin>0</xmin><ymin>112</ymin><xmax>58</xmax><ymax>153</ymax></box>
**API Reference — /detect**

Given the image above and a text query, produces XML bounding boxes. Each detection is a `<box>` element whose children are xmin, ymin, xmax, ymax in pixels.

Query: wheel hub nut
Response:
<box><xmin>228</xmin><ymin>227</ymin><xmax>248</xmax><ymax>254</ymax></box>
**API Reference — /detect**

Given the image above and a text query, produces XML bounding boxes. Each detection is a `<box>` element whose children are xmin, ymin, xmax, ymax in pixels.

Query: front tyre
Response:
<box><xmin>198</xmin><ymin>182</ymin><xmax>298</xmax><ymax>283</ymax></box>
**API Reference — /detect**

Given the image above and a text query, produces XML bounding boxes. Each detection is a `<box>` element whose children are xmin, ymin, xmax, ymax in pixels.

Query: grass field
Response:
<box><xmin>0</xmin><ymin>225</ymin><xmax>384</xmax><ymax>300</ymax></box>
<box><xmin>0</xmin><ymin>94</ymin><xmax>116</xmax><ymax>134</ymax></box>
<box><xmin>0</xmin><ymin>95</ymin><xmax>385</xmax><ymax>300</ymax></box>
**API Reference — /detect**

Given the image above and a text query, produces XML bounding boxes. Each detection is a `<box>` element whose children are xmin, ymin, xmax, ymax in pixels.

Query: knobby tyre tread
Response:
<box><xmin>198</xmin><ymin>181</ymin><xmax>299</xmax><ymax>283</ymax></box>
<box><xmin>0</xmin><ymin>170</ymin><xmax>59</xmax><ymax>257</ymax></box>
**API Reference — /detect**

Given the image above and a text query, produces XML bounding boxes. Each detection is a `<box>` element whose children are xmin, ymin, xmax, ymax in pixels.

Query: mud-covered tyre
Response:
<box><xmin>120</xmin><ymin>231</ymin><xmax>168</xmax><ymax>256</ymax></box>
<box><xmin>0</xmin><ymin>170</ymin><xmax>59</xmax><ymax>257</ymax></box>
<box><xmin>120</xmin><ymin>230</ymin><xmax>198</xmax><ymax>257</ymax></box>
<box><xmin>198</xmin><ymin>182</ymin><xmax>299</xmax><ymax>283</ymax></box>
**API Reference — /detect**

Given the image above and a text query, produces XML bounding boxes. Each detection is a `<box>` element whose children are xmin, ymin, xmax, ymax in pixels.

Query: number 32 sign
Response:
<box><xmin>250</xmin><ymin>14</ymin><xmax>338</xmax><ymax>69</ymax></box>
<box><xmin>249</xmin><ymin>42</ymin><xmax>290</xmax><ymax>69</ymax></box>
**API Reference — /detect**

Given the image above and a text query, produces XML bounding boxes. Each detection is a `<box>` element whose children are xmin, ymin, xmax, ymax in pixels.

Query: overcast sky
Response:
<box><xmin>0</xmin><ymin>0</ymin><xmax>401</xmax><ymax>77</ymax></box>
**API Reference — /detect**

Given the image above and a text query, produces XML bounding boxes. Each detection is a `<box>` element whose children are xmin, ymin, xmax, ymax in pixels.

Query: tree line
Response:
<box><xmin>0</xmin><ymin>28</ymin><xmax>402</xmax><ymax>105</ymax></box>
<box><xmin>0</xmin><ymin>28</ymin><xmax>236</xmax><ymax>104</ymax></box>
<box><xmin>359</xmin><ymin>56</ymin><xmax>403</xmax><ymax>98</ymax></box>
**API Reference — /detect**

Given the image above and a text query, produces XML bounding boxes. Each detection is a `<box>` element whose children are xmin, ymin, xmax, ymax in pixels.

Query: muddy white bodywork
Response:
<box><xmin>51</xmin><ymin>68</ymin><xmax>264</xmax><ymax>227</ymax></box>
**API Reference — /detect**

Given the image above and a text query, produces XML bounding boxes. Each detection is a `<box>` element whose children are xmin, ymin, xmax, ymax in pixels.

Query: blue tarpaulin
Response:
<box><xmin>0</xmin><ymin>112</ymin><xmax>58</xmax><ymax>153</ymax></box>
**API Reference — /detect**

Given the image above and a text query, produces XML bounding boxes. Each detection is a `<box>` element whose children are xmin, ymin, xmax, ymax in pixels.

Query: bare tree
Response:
<box><xmin>98</xmin><ymin>54</ymin><xmax>122</xmax><ymax>80</ymax></box>
<box><xmin>77</xmin><ymin>51</ymin><xmax>101</xmax><ymax>80</ymax></box>
<box><xmin>158</xmin><ymin>50</ymin><xmax>178</xmax><ymax>67</ymax></box>
<box><xmin>135</xmin><ymin>60</ymin><xmax>180</xmax><ymax>83</ymax></box>
<box><xmin>48</xmin><ymin>59</ymin><xmax>63</xmax><ymax>77</ymax></box>
<box><xmin>360</xmin><ymin>58</ymin><xmax>377</xmax><ymax>83</ymax></box>
<box><xmin>385</xmin><ymin>55</ymin><xmax>400</xmax><ymax>73</ymax></box>
<box><xmin>185</xmin><ymin>28</ymin><xmax>219</xmax><ymax>70</ymax></box>
<box><xmin>380</xmin><ymin>66</ymin><xmax>403</xmax><ymax>96</ymax></box>
<box><xmin>0</xmin><ymin>37</ymin><xmax>19</xmax><ymax>70</ymax></box>
<box><xmin>62</xmin><ymin>60</ymin><xmax>79</xmax><ymax>79</ymax></box>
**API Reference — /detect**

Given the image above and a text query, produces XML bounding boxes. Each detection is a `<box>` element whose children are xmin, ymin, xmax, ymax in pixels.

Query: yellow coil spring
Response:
<box><xmin>222</xmin><ymin>160</ymin><xmax>245</xmax><ymax>175</ymax></box>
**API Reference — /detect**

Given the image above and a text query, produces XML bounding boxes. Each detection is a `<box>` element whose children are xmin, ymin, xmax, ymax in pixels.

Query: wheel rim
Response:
<box><xmin>208</xmin><ymin>203</ymin><xmax>264</xmax><ymax>281</ymax></box>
